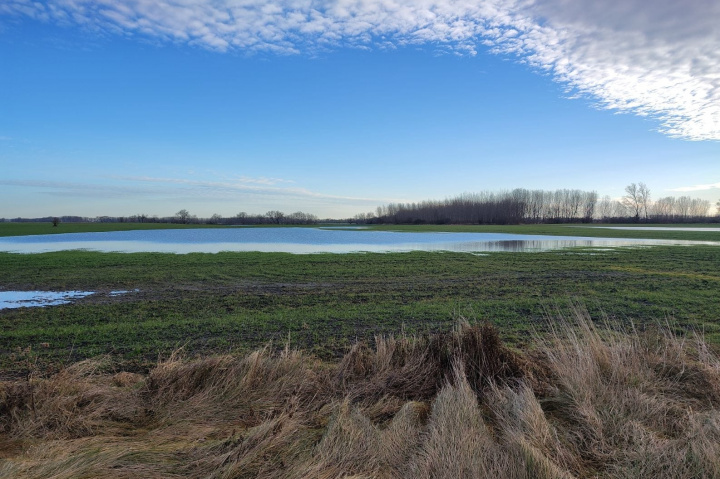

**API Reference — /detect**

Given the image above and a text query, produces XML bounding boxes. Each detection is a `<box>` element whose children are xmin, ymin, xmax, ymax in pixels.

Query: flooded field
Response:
<box><xmin>0</xmin><ymin>227</ymin><xmax>717</xmax><ymax>254</ymax></box>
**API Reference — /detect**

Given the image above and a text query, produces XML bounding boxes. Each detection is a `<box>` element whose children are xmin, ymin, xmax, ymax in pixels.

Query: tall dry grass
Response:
<box><xmin>2</xmin><ymin>312</ymin><xmax>719</xmax><ymax>478</ymax></box>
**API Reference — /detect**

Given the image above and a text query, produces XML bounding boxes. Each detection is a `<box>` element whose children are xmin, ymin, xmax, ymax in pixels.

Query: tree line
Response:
<box><xmin>1</xmin><ymin>211</ymin><xmax>321</xmax><ymax>226</ymax></box>
<box><xmin>595</xmin><ymin>182</ymin><xmax>714</xmax><ymax>222</ymax></box>
<box><xmin>2</xmin><ymin>184</ymin><xmax>717</xmax><ymax>226</ymax></box>
<box><xmin>367</xmin><ymin>189</ymin><xmax>599</xmax><ymax>225</ymax></box>
<box><xmin>155</xmin><ymin>210</ymin><xmax>321</xmax><ymax>225</ymax></box>
<box><xmin>361</xmin><ymin>185</ymin><xmax>717</xmax><ymax>225</ymax></box>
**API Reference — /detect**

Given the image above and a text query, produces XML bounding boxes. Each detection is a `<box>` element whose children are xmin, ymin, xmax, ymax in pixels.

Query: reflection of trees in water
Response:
<box><xmin>437</xmin><ymin>239</ymin><xmax>661</xmax><ymax>253</ymax></box>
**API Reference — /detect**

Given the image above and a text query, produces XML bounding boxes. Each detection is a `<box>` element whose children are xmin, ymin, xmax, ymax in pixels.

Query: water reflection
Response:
<box><xmin>0</xmin><ymin>228</ymin><xmax>717</xmax><ymax>254</ymax></box>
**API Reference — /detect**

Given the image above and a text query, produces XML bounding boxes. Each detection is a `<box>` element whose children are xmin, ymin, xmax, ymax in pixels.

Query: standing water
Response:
<box><xmin>0</xmin><ymin>227</ymin><xmax>717</xmax><ymax>254</ymax></box>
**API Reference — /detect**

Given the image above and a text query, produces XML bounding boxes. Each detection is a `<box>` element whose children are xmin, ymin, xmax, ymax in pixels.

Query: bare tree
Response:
<box><xmin>652</xmin><ymin>197</ymin><xmax>675</xmax><ymax>220</ymax></box>
<box><xmin>175</xmin><ymin>209</ymin><xmax>190</xmax><ymax>224</ymax></box>
<box><xmin>583</xmin><ymin>191</ymin><xmax>598</xmax><ymax>221</ymax></box>
<box><xmin>234</xmin><ymin>212</ymin><xmax>248</xmax><ymax>224</ymax></box>
<box><xmin>595</xmin><ymin>195</ymin><xmax>614</xmax><ymax>220</ymax></box>
<box><xmin>265</xmin><ymin>210</ymin><xmax>285</xmax><ymax>224</ymax></box>
<box><xmin>622</xmin><ymin>183</ymin><xmax>647</xmax><ymax>221</ymax></box>
<box><xmin>689</xmin><ymin>198</ymin><xmax>711</xmax><ymax>217</ymax></box>
<box><xmin>638</xmin><ymin>183</ymin><xmax>651</xmax><ymax>219</ymax></box>
<box><xmin>676</xmin><ymin>196</ymin><xmax>691</xmax><ymax>218</ymax></box>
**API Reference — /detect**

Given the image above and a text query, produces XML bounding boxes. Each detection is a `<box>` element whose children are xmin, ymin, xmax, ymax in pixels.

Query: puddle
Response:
<box><xmin>0</xmin><ymin>289</ymin><xmax>142</xmax><ymax>309</ymax></box>
<box><xmin>0</xmin><ymin>290</ymin><xmax>94</xmax><ymax>309</ymax></box>
<box><xmin>109</xmin><ymin>289</ymin><xmax>140</xmax><ymax>296</ymax></box>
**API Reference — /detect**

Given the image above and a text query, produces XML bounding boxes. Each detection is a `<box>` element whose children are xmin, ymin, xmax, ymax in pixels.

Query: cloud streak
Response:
<box><xmin>113</xmin><ymin>175</ymin><xmax>383</xmax><ymax>203</ymax></box>
<box><xmin>0</xmin><ymin>175</ymin><xmax>386</xmax><ymax>204</ymax></box>
<box><xmin>3</xmin><ymin>0</ymin><xmax>719</xmax><ymax>140</ymax></box>
<box><xmin>669</xmin><ymin>181</ymin><xmax>720</xmax><ymax>193</ymax></box>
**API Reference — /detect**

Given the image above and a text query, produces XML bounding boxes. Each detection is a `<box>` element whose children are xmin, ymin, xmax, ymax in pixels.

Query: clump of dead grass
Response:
<box><xmin>337</xmin><ymin>321</ymin><xmax>529</xmax><ymax>405</ymax></box>
<box><xmin>2</xmin><ymin>311</ymin><xmax>720</xmax><ymax>478</ymax></box>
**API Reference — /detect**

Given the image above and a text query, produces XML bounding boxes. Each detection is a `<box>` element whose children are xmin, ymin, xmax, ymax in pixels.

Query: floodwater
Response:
<box><xmin>0</xmin><ymin>290</ymin><xmax>94</xmax><ymax>309</ymax></box>
<box><xmin>0</xmin><ymin>289</ymin><xmax>140</xmax><ymax>310</ymax></box>
<box><xmin>0</xmin><ymin>227</ymin><xmax>717</xmax><ymax>254</ymax></box>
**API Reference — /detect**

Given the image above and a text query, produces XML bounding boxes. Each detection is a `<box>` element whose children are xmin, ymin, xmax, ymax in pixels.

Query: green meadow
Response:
<box><xmin>0</xmin><ymin>222</ymin><xmax>225</xmax><ymax>237</ymax></box>
<box><xmin>1</xmin><ymin>223</ymin><xmax>719</xmax><ymax>377</ymax></box>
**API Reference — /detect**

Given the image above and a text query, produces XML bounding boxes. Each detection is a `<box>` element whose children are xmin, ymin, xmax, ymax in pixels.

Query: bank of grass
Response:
<box><xmin>365</xmin><ymin>223</ymin><xmax>720</xmax><ymax>242</ymax></box>
<box><xmin>2</xmin><ymin>311</ymin><xmax>720</xmax><ymax>478</ymax></box>
<box><xmin>2</xmin><ymin>245</ymin><xmax>720</xmax><ymax>376</ymax></box>
<box><xmin>0</xmin><ymin>222</ymin><xmax>227</xmax><ymax>237</ymax></box>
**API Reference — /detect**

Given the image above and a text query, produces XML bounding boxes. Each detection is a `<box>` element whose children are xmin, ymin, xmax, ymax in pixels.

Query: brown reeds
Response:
<box><xmin>2</xmin><ymin>311</ymin><xmax>719</xmax><ymax>478</ymax></box>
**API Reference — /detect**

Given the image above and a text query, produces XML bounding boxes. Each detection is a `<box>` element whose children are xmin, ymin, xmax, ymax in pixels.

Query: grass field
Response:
<box><xmin>369</xmin><ymin>222</ymin><xmax>720</xmax><ymax>241</ymax></box>
<box><xmin>2</xmin><ymin>223</ymin><xmax>720</xmax><ymax>477</ymax></box>
<box><xmin>1</xmin><ymin>223</ymin><xmax>719</xmax><ymax>378</ymax></box>
<box><xmin>0</xmin><ymin>222</ymin><xmax>225</xmax><ymax>237</ymax></box>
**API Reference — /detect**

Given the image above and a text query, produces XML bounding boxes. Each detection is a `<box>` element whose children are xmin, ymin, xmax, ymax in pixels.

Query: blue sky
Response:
<box><xmin>1</xmin><ymin>0</ymin><xmax>719</xmax><ymax>219</ymax></box>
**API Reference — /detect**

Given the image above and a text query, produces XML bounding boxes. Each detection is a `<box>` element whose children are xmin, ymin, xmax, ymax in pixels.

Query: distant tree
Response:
<box><xmin>583</xmin><ymin>191</ymin><xmax>598</xmax><ymax>221</ymax></box>
<box><xmin>175</xmin><ymin>209</ymin><xmax>190</xmax><ymax>224</ymax></box>
<box><xmin>595</xmin><ymin>195</ymin><xmax>614</xmax><ymax>220</ymax></box>
<box><xmin>52</xmin><ymin>217</ymin><xmax>60</xmax><ymax>227</ymax></box>
<box><xmin>638</xmin><ymin>183</ymin><xmax>651</xmax><ymax>219</ymax></box>
<box><xmin>688</xmin><ymin>198</ymin><xmax>711</xmax><ymax>217</ymax></box>
<box><xmin>209</xmin><ymin>213</ymin><xmax>223</xmax><ymax>224</ymax></box>
<box><xmin>265</xmin><ymin>210</ymin><xmax>285</xmax><ymax>224</ymax></box>
<box><xmin>652</xmin><ymin>197</ymin><xmax>676</xmax><ymax>220</ymax></box>
<box><xmin>286</xmin><ymin>211</ymin><xmax>318</xmax><ymax>224</ymax></box>
<box><xmin>716</xmin><ymin>199</ymin><xmax>720</xmax><ymax>216</ymax></box>
<box><xmin>676</xmin><ymin>196</ymin><xmax>692</xmax><ymax>218</ymax></box>
<box><xmin>622</xmin><ymin>183</ymin><xmax>650</xmax><ymax>221</ymax></box>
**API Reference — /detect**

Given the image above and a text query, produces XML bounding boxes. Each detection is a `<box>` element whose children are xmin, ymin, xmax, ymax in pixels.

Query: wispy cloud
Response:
<box><xmin>0</xmin><ymin>179</ymin><xmax>162</xmax><ymax>198</ymax></box>
<box><xmin>0</xmin><ymin>175</ymin><xmax>386</xmax><ymax>204</ymax></box>
<box><xmin>669</xmin><ymin>182</ymin><xmax>720</xmax><ymax>192</ymax></box>
<box><xmin>3</xmin><ymin>0</ymin><xmax>719</xmax><ymax>140</ymax></box>
<box><xmin>0</xmin><ymin>136</ymin><xmax>12</xmax><ymax>141</ymax></box>
<box><xmin>112</xmin><ymin>175</ymin><xmax>382</xmax><ymax>203</ymax></box>
<box><xmin>230</xmin><ymin>175</ymin><xmax>295</xmax><ymax>186</ymax></box>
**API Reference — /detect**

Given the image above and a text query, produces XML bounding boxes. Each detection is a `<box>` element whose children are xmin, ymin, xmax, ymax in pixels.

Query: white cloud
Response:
<box><xmin>669</xmin><ymin>182</ymin><xmax>720</xmax><ymax>192</ymax></box>
<box><xmin>3</xmin><ymin>0</ymin><xmax>720</xmax><ymax>140</ymax></box>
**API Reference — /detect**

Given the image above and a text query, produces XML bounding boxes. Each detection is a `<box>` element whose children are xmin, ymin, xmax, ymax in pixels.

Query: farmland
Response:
<box><xmin>1</xmin><ymin>224</ymin><xmax>719</xmax><ymax>377</ymax></box>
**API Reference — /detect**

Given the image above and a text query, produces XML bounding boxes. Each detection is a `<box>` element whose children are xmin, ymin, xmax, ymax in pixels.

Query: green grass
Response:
<box><xmin>365</xmin><ymin>223</ymin><xmax>720</xmax><ymax>241</ymax></box>
<box><xmin>2</xmin><ymin>243</ymin><xmax>720</xmax><ymax>377</ymax></box>
<box><xmin>0</xmin><ymin>222</ymin><xmax>227</xmax><ymax>237</ymax></box>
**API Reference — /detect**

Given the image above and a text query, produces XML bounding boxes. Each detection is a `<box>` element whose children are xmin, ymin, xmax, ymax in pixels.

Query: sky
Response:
<box><xmin>1</xmin><ymin>0</ymin><xmax>719</xmax><ymax>219</ymax></box>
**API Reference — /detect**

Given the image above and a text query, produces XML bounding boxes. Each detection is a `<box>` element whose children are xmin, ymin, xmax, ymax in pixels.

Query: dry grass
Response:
<box><xmin>2</xmin><ymin>313</ymin><xmax>720</xmax><ymax>478</ymax></box>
